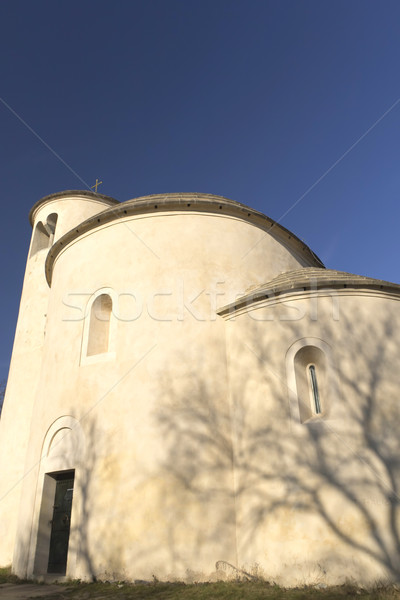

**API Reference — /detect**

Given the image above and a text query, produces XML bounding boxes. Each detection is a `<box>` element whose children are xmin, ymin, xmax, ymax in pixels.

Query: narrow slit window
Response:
<box><xmin>292</xmin><ymin>344</ymin><xmax>328</xmax><ymax>422</ymax></box>
<box><xmin>309</xmin><ymin>364</ymin><xmax>321</xmax><ymax>414</ymax></box>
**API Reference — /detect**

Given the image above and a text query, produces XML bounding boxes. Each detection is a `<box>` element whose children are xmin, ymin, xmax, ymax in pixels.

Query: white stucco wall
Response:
<box><xmin>1</xmin><ymin>191</ymin><xmax>399</xmax><ymax>586</ymax></box>
<box><xmin>0</xmin><ymin>192</ymin><xmax>118</xmax><ymax>567</ymax></box>
<box><xmin>11</xmin><ymin>202</ymin><xmax>310</xmax><ymax>580</ymax></box>
<box><xmin>222</xmin><ymin>291</ymin><xmax>400</xmax><ymax>585</ymax></box>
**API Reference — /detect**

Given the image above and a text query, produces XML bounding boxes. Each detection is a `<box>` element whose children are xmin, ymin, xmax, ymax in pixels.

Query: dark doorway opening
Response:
<box><xmin>47</xmin><ymin>471</ymin><xmax>74</xmax><ymax>574</ymax></box>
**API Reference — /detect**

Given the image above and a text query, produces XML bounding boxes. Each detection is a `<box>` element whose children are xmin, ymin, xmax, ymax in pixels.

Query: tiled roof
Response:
<box><xmin>219</xmin><ymin>268</ymin><xmax>400</xmax><ymax>316</ymax></box>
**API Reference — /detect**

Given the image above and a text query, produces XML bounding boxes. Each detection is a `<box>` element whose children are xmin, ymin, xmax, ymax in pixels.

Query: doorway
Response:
<box><xmin>47</xmin><ymin>471</ymin><xmax>74</xmax><ymax>574</ymax></box>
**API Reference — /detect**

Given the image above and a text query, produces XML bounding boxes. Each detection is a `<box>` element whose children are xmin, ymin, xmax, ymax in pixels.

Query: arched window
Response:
<box><xmin>30</xmin><ymin>213</ymin><xmax>58</xmax><ymax>257</ymax></box>
<box><xmin>30</xmin><ymin>222</ymin><xmax>50</xmax><ymax>257</ymax></box>
<box><xmin>87</xmin><ymin>294</ymin><xmax>113</xmax><ymax>357</ymax></box>
<box><xmin>46</xmin><ymin>213</ymin><xmax>58</xmax><ymax>245</ymax></box>
<box><xmin>81</xmin><ymin>290</ymin><xmax>116</xmax><ymax>365</ymax></box>
<box><xmin>293</xmin><ymin>345</ymin><xmax>326</xmax><ymax>422</ymax></box>
<box><xmin>287</xmin><ymin>338</ymin><xmax>340</xmax><ymax>424</ymax></box>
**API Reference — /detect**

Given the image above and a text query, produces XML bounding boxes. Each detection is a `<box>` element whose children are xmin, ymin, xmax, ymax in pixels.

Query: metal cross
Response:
<box><xmin>91</xmin><ymin>179</ymin><xmax>103</xmax><ymax>193</ymax></box>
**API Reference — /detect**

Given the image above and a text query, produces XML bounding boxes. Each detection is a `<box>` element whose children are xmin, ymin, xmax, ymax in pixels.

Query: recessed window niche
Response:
<box><xmin>81</xmin><ymin>289</ymin><xmax>116</xmax><ymax>365</ymax></box>
<box><xmin>30</xmin><ymin>213</ymin><xmax>58</xmax><ymax>257</ymax></box>
<box><xmin>294</xmin><ymin>346</ymin><xmax>326</xmax><ymax>421</ymax></box>
<box><xmin>286</xmin><ymin>338</ymin><xmax>338</xmax><ymax>424</ymax></box>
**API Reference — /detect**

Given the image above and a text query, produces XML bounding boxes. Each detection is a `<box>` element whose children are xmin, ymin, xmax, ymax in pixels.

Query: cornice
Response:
<box><xmin>44</xmin><ymin>193</ymin><xmax>324</xmax><ymax>286</ymax></box>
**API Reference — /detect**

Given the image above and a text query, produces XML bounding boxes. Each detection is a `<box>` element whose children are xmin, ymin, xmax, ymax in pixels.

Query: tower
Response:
<box><xmin>0</xmin><ymin>191</ymin><xmax>118</xmax><ymax>567</ymax></box>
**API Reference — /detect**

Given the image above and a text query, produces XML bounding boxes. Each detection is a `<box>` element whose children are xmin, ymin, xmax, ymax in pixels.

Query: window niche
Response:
<box><xmin>87</xmin><ymin>294</ymin><xmax>113</xmax><ymax>356</ymax></box>
<box><xmin>294</xmin><ymin>345</ymin><xmax>327</xmax><ymax>422</ymax></box>
<box><xmin>30</xmin><ymin>213</ymin><xmax>58</xmax><ymax>258</ymax></box>
<box><xmin>81</xmin><ymin>290</ymin><xmax>116</xmax><ymax>365</ymax></box>
<box><xmin>46</xmin><ymin>213</ymin><xmax>58</xmax><ymax>245</ymax></box>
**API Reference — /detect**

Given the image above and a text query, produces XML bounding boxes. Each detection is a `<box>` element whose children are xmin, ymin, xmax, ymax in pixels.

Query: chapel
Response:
<box><xmin>0</xmin><ymin>190</ymin><xmax>399</xmax><ymax>585</ymax></box>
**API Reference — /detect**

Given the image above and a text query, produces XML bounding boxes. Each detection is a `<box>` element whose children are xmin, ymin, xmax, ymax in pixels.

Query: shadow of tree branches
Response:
<box><xmin>154</xmin><ymin>300</ymin><xmax>400</xmax><ymax>584</ymax></box>
<box><xmin>14</xmin><ymin>293</ymin><xmax>400</xmax><ymax>586</ymax></box>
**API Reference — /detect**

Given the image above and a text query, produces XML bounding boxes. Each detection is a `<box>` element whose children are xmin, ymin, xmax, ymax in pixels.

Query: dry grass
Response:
<box><xmin>55</xmin><ymin>581</ymin><xmax>400</xmax><ymax>600</ymax></box>
<box><xmin>2</xmin><ymin>568</ymin><xmax>400</xmax><ymax>599</ymax></box>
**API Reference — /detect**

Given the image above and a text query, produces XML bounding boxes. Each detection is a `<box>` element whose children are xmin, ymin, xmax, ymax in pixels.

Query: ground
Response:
<box><xmin>1</xmin><ymin>569</ymin><xmax>400</xmax><ymax>600</ymax></box>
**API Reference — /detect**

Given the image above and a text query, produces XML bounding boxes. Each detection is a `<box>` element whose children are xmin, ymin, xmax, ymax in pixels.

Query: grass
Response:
<box><xmin>1</xmin><ymin>568</ymin><xmax>400</xmax><ymax>599</ymax></box>
<box><xmin>51</xmin><ymin>581</ymin><xmax>400</xmax><ymax>599</ymax></box>
<box><xmin>0</xmin><ymin>566</ymin><xmax>24</xmax><ymax>584</ymax></box>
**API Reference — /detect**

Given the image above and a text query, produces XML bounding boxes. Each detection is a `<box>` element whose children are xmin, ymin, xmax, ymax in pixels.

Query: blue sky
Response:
<box><xmin>1</xmin><ymin>0</ymin><xmax>399</xmax><ymax>381</ymax></box>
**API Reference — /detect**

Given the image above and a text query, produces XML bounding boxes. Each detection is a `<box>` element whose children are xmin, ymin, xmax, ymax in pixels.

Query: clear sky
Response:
<box><xmin>0</xmin><ymin>0</ymin><xmax>399</xmax><ymax>381</ymax></box>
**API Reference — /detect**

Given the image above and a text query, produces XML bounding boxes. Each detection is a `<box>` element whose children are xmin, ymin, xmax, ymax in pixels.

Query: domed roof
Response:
<box><xmin>29</xmin><ymin>190</ymin><xmax>119</xmax><ymax>225</ymax></box>
<box><xmin>44</xmin><ymin>192</ymin><xmax>324</xmax><ymax>285</ymax></box>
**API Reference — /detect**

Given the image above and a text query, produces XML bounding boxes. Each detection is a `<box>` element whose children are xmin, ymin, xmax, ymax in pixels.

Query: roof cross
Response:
<box><xmin>91</xmin><ymin>179</ymin><xmax>103</xmax><ymax>193</ymax></box>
